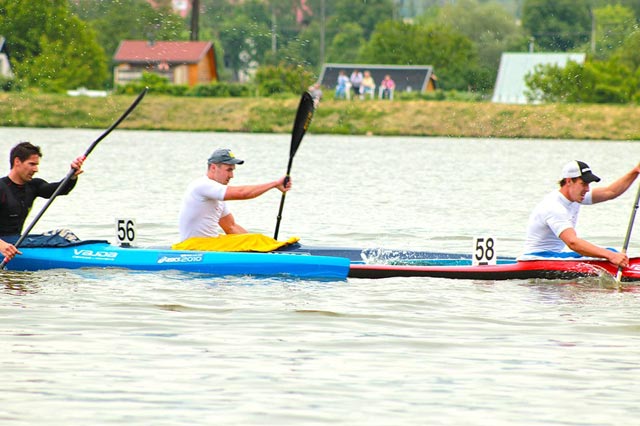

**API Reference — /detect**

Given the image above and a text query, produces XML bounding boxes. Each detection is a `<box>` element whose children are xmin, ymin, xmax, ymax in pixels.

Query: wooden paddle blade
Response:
<box><xmin>289</xmin><ymin>91</ymin><xmax>315</xmax><ymax>160</ymax></box>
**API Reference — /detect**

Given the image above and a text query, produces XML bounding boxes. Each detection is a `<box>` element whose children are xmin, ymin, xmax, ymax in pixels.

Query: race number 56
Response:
<box><xmin>116</xmin><ymin>218</ymin><xmax>136</xmax><ymax>246</ymax></box>
<box><xmin>473</xmin><ymin>237</ymin><xmax>497</xmax><ymax>266</ymax></box>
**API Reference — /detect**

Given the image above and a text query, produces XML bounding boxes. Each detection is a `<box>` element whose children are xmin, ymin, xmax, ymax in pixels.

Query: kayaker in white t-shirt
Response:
<box><xmin>178</xmin><ymin>148</ymin><xmax>290</xmax><ymax>241</ymax></box>
<box><xmin>520</xmin><ymin>160</ymin><xmax>640</xmax><ymax>267</ymax></box>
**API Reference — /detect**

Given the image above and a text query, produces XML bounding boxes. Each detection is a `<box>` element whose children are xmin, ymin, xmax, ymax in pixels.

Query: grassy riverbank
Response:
<box><xmin>2</xmin><ymin>92</ymin><xmax>640</xmax><ymax>140</ymax></box>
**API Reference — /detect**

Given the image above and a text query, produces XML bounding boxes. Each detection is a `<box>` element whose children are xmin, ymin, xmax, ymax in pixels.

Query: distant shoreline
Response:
<box><xmin>1</xmin><ymin>93</ymin><xmax>639</xmax><ymax>141</ymax></box>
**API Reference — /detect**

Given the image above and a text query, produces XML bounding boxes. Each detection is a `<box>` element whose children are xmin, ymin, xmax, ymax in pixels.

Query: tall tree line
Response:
<box><xmin>1</xmin><ymin>0</ymin><xmax>639</xmax><ymax>98</ymax></box>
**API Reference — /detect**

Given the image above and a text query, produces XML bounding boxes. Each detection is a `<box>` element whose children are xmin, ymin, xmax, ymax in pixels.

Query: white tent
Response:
<box><xmin>492</xmin><ymin>52</ymin><xmax>586</xmax><ymax>104</ymax></box>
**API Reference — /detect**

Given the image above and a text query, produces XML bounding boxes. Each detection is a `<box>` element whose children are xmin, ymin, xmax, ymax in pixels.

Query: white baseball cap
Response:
<box><xmin>560</xmin><ymin>160</ymin><xmax>600</xmax><ymax>183</ymax></box>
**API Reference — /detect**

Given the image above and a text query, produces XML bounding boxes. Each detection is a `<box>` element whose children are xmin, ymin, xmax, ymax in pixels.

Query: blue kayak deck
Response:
<box><xmin>277</xmin><ymin>243</ymin><xmax>516</xmax><ymax>265</ymax></box>
<box><xmin>5</xmin><ymin>241</ymin><xmax>350</xmax><ymax>280</ymax></box>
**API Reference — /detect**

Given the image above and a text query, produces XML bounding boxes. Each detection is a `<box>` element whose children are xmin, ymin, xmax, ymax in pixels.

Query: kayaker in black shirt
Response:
<box><xmin>0</xmin><ymin>142</ymin><xmax>84</xmax><ymax>261</ymax></box>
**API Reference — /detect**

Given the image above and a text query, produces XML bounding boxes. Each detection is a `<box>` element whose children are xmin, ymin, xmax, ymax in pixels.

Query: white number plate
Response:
<box><xmin>472</xmin><ymin>237</ymin><xmax>497</xmax><ymax>266</ymax></box>
<box><xmin>115</xmin><ymin>218</ymin><xmax>136</xmax><ymax>246</ymax></box>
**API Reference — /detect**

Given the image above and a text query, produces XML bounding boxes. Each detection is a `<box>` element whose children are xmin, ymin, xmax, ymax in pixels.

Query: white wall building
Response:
<box><xmin>492</xmin><ymin>52</ymin><xmax>586</xmax><ymax>104</ymax></box>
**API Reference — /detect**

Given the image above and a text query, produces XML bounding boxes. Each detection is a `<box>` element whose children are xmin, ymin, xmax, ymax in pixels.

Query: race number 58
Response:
<box><xmin>116</xmin><ymin>218</ymin><xmax>136</xmax><ymax>246</ymax></box>
<box><xmin>473</xmin><ymin>237</ymin><xmax>496</xmax><ymax>266</ymax></box>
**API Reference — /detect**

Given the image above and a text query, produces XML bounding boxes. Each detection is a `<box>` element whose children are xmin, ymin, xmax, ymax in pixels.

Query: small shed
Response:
<box><xmin>0</xmin><ymin>36</ymin><xmax>13</xmax><ymax>78</ymax></box>
<box><xmin>113</xmin><ymin>40</ymin><xmax>217</xmax><ymax>87</ymax></box>
<box><xmin>319</xmin><ymin>63</ymin><xmax>437</xmax><ymax>93</ymax></box>
<box><xmin>492</xmin><ymin>52</ymin><xmax>586</xmax><ymax>104</ymax></box>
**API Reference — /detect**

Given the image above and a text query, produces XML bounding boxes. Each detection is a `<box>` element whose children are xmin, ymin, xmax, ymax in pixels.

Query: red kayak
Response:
<box><xmin>349</xmin><ymin>257</ymin><xmax>640</xmax><ymax>281</ymax></box>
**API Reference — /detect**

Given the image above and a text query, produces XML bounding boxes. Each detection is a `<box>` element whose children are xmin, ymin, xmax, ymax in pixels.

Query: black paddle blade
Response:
<box><xmin>289</xmin><ymin>91</ymin><xmax>315</xmax><ymax>161</ymax></box>
<box><xmin>273</xmin><ymin>92</ymin><xmax>315</xmax><ymax>240</ymax></box>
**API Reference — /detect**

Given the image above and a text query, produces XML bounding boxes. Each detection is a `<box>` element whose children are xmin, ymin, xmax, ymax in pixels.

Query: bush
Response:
<box><xmin>525</xmin><ymin>59</ymin><xmax>639</xmax><ymax>104</ymax></box>
<box><xmin>187</xmin><ymin>82</ymin><xmax>255</xmax><ymax>97</ymax></box>
<box><xmin>114</xmin><ymin>66</ymin><xmax>317</xmax><ymax>98</ymax></box>
<box><xmin>395</xmin><ymin>89</ymin><xmax>483</xmax><ymax>102</ymax></box>
<box><xmin>115</xmin><ymin>72</ymin><xmax>172</xmax><ymax>95</ymax></box>
<box><xmin>0</xmin><ymin>76</ymin><xmax>22</xmax><ymax>92</ymax></box>
<box><xmin>254</xmin><ymin>64</ymin><xmax>316</xmax><ymax>97</ymax></box>
<box><xmin>258</xmin><ymin>79</ymin><xmax>288</xmax><ymax>96</ymax></box>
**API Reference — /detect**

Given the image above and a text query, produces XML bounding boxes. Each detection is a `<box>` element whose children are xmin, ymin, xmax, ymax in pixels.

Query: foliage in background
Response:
<box><xmin>521</xmin><ymin>0</ymin><xmax>591</xmax><ymax>51</ymax></box>
<box><xmin>187</xmin><ymin>81</ymin><xmax>255</xmax><ymax>97</ymax></box>
<box><xmin>590</xmin><ymin>5</ymin><xmax>636</xmax><ymax>60</ymax></box>
<box><xmin>325</xmin><ymin>23</ymin><xmax>365</xmax><ymax>64</ymax></box>
<box><xmin>0</xmin><ymin>75</ymin><xmax>20</xmax><ymax>91</ymax></box>
<box><xmin>418</xmin><ymin>0</ymin><xmax>526</xmax><ymax>91</ymax></box>
<box><xmin>70</xmin><ymin>0</ymin><xmax>187</xmax><ymax>88</ymax></box>
<box><xmin>526</xmin><ymin>16</ymin><xmax>640</xmax><ymax>105</ymax></box>
<box><xmin>71</xmin><ymin>0</ymin><xmax>187</xmax><ymax>57</ymax></box>
<box><xmin>117</xmin><ymin>72</ymin><xmax>253</xmax><ymax>98</ymax></box>
<box><xmin>359</xmin><ymin>21</ymin><xmax>477</xmax><ymax>90</ymax></box>
<box><xmin>525</xmin><ymin>60</ymin><xmax>640</xmax><ymax>104</ymax></box>
<box><xmin>3</xmin><ymin>0</ymin><xmax>640</xmax><ymax>102</ymax></box>
<box><xmin>254</xmin><ymin>64</ymin><xmax>315</xmax><ymax>96</ymax></box>
<box><xmin>217</xmin><ymin>13</ymin><xmax>271</xmax><ymax>81</ymax></box>
<box><xmin>115</xmin><ymin>72</ymin><xmax>179</xmax><ymax>95</ymax></box>
<box><xmin>0</xmin><ymin>0</ymin><xmax>108</xmax><ymax>91</ymax></box>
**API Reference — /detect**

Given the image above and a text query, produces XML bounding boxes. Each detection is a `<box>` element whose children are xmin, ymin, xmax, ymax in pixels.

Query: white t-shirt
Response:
<box><xmin>178</xmin><ymin>176</ymin><xmax>230</xmax><ymax>240</ymax></box>
<box><xmin>521</xmin><ymin>190</ymin><xmax>593</xmax><ymax>255</ymax></box>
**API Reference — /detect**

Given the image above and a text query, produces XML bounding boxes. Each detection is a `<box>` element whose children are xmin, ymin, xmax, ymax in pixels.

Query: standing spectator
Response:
<box><xmin>349</xmin><ymin>69</ymin><xmax>363</xmax><ymax>100</ymax></box>
<box><xmin>308</xmin><ymin>83</ymin><xmax>323</xmax><ymax>108</ymax></box>
<box><xmin>379</xmin><ymin>74</ymin><xmax>396</xmax><ymax>100</ymax></box>
<box><xmin>360</xmin><ymin>70</ymin><xmax>376</xmax><ymax>99</ymax></box>
<box><xmin>335</xmin><ymin>71</ymin><xmax>349</xmax><ymax>100</ymax></box>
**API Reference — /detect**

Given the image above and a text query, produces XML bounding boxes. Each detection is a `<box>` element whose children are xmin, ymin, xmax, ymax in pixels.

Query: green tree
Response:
<box><xmin>254</xmin><ymin>63</ymin><xmax>315</xmax><ymax>95</ymax></box>
<box><xmin>592</xmin><ymin>5</ymin><xmax>636</xmax><ymax>60</ymax></box>
<box><xmin>218</xmin><ymin>14</ymin><xmax>271</xmax><ymax>81</ymax></box>
<box><xmin>359</xmin><ymin>20</ymin><xmax>477</xmax><ymax>90</ymax></box>
<box><xmin>418</xmin><ymin>0</ymin><xmax>526</xmax><ymax>91</ymax></box>
<box><xmin>201</xmin><ymin>0</ymin><xmax>296</xmax><ymax>80</ymax></box>
<box><xmin>0</xmin><ymin>0</ymin><xmax>108</xmax><ymax>91</ymax></box>
<box><xmin>522</xmin><ymin>0</ymin><xmax>591</xmax><ymax>51</ymax></box>
<box><xmin>525</xmin><ymin>59</ymin><xmax>638</xmax><ymax>103</ymax></box>
<box><xmin>271</xmin><ymin>21</ymin><xmax>322</xmax><ymax>69</ymax></box>
<box><xmin>331</xmin><ymin>0</ymin><xmax>394</xmax><ymax>39</ymax></box>
<box><xmin>71</xmin><ymin>0</ymin><xmax>188</xmax><ymax>57</ymax></box>
<box><xmin>614</xmin><ymin>30</ymin><xmax>640</xmax><ymax>72</ymax></box>
<box><xmin>593</xmin><ymin>0</ymin><xmax>640</xmax><ymax>23</ymax></box>
<box><xmin>326</xmin><ymin>23</ymin><xmax>365</xmax><ymax>63</ymax></box>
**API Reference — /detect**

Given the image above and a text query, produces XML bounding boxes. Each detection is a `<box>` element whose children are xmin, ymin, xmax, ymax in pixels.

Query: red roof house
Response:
<box><xmin>113</xmin><ymin>40</ymin><xmax>217</xmax><ymax>87</ymax></box>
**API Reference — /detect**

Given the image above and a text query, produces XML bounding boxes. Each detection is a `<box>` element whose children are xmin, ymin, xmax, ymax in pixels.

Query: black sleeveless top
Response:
<box><xmin>0</xmin><ymin>176</ymin><xmax>77</xmax><ymax>235</ymax></box>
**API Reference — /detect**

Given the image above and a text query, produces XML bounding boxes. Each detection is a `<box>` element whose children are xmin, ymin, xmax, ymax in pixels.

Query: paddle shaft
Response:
<box><xmin>273</xmin><ymin>92</ymin><xmax>315</xmax><ymax>240</ymax></box>
<box><xmin>273</xmin><ymin>159</ymin><xmax>294</xmax><ymax>240</ymax></box>
<box><xmin>616</xmin><ymin>181</ymin><xmax>640</xmax><ymax>281</ymax></box>
<box><xmin>0</xmin><ymin>88</ymin><xmax>148</xmax><ymax>269</ymax></box>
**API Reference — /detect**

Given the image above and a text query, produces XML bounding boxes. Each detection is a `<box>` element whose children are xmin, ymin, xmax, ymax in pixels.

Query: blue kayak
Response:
<box><xmin>4</xmin><ymin>241</ymin><xmax>350</xmax><ymax>280</ymax></box>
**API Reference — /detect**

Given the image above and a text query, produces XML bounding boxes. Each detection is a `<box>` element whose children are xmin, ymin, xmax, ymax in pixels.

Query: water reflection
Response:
<box><xmin>1</xmin><ymin>271</ymin><xmax>42</xmax><ymax>295</ymax></box>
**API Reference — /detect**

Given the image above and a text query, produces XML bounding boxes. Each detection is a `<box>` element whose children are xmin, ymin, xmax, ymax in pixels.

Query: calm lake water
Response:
<box><xmin>2</xmin><ymin>127</ymin><xmax>640</xmax><ymax>425</ymax></box>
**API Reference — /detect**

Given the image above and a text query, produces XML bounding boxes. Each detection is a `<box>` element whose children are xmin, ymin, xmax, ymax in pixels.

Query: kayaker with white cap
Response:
<box><xmin>520</xmin><ymin>160</ymin><xmax>640</xmax><ymax>267</ymax></box>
